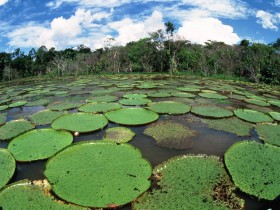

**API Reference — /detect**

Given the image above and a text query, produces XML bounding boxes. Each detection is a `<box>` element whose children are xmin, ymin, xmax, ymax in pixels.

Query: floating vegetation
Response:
<box><xmin>25</xmin><ymin>99</ymin><xmax>50</xmax><ymax>107</ymax></box>
<box><xmin>191</xmin><ymin>105</ymin><xmax>233</xmax><ymax>118</ymax></box>
<box><xmin>148</xmin><ymin>92</ymin><xmax>171</xmax><ymax>98</ymax></box>
<box><xmin>103</xmin><ymin>127</ymin><xmax>135</xmax><ymax>143</ymax></box>
<box><xmin>123</xmin><ymin>93</ymin><xmax>147</xmax><ymax>99</ymax></box>
<box><xmin>255</xmin><ymin>124</ymin><xmax>280</xmax><ymax>147</ymax></box>
<box><xmin>119</xmin><ymin>98</ymin><xmax>152</xmax><ymax>106</ymax></box>
<box><xmin>233</xmin><ymin>109</ymin><xmax>273</xmax><ymax>123</ymax></box>
<box><xmin>144</xmin><ymin>121</ymin><xmax>196</xmax><ymax>149</ymax></box>
<box><xmin>148</xmin><ymin>101</ymin><xmax>191</xmax><ymax>115</ymax></box>
<box><xmin>86</xmin><ymin>95</ymin><xmax>118</xmax><ymax>103</ymax></box>
<box><xmin>243</xmin><ymin>99</ymin><xmax>270</xmax><ymax>107</ymax></box>
<box><xmin>0</xmin><ymin>105</ymin><xmax>8</xmax><ymax>111</ymax></box>
<box><xmin>268</xmin><ymin>111</ymin><xmax>280</xmax><ymax>121</ymax></box>
<box><xmin>78</xmin><ymin>102</ymin><xmax>121</xmax><ymax>113</ymax></box>
<box><xmin>171</xmin><ymin>92</ymin><xmax>196</xmax><ymax>98</ymax></box>
<box><xmin>177</xmin><ymin>87</ymin><xmax>200</xmax><ymax>92</ymax></box>
<box><xmin>225</xmin><ymin>141</ymin><xmax>280</xmax><ymax>200</ymax></box>
<box><xmin>228</xmin><ymin>94</ymin><xmax>246</xmax><ymax>100</ymax></box>
<box><xmin>52</xmin><ymin>113</ymin><xmax>108</xmax><ymax>133</ymax></box>
<box><xmin>202</xmin><ymin>117</ymin><xmax>253</xmax><ymax>136</ymax></box>
<box><xmin>0</xmin><ymin>119</ymin><xmax>35</xmax><ymax>140</ymax></box>
<box><xmin>198</xmin><ymin>93</ymin><xmax>228</xmax><ymax>99</ymax></box>
<box><xmin>0</xmin><ymin>149</ymin><xmax>15</xmax><ymax>188</ymax></box>
<box><xmin>0</xmin><ymin>180</ymin><xmax>86</xmax><ymax>209</ymax></box>
<box><xmin>105</xmin><ymin>108</ymin><xmax>159</xmax><ymax>125</ymax></box>
<box><xmin>9</xmin><ymin>100</ymin><xmax>27</xmax><ymax>108</ymax></box>
<box><xmin>48</xmin><ymin>101</ymin><xmax>83</xmax><ymax>111</ymax></box>
<box><xmin>30</xmin><ymin>110</ymin><xmax>66</xmax><ymax>125</ymax></box>
<box><xmin>8</xmin><ymin>129</ymin><xmax>73</xmax><ymax>161</ymax></box>
<box><xmin>90</xmin><ymin>88</ymin><xmax>118</xmax><ymax>95</ymax></box>
<box><xmin>133</xmin><ymin>155</ymin><xmax>244</xmax><ymax>210</ymax></box>
<box><xmin>45</xmin><ymin>141</ymin><xmax>152</xmax><ymax>208</ymax></box>
<box><xmin>268</xmin><ymin>100</ymin><xmax>280</xmax><ymax>108</ymax></box>
<box><xmin>0</xmin><ymin>113</ymin><xmax>7</xmax><ymax>125</ymax></box>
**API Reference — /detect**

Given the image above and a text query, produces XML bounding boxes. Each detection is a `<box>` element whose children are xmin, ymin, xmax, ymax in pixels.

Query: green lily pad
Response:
<box><xmin>0</xmin><ymin>105</ymin><xmax>8</xmax><ymax>111</ymax></box>
<box><xmin>25</xmin><ymin>99</ymin><xmax>50</xmax><ymax>107</ymax></box>
<box><xmin>30</xmin><ymin>110</ymin><xmax>66</xmax><ymax>125</ymax></box>
<box><xmin>103</xmin><ymin>127</ymin><xmax>135</xmax><ymax>143</ymax></box>
<box><xmin>0</xmin><ymin>119</ymin><xmax>35</xmax><ymax>140</ymax></box>
<box><xmin>171</xmin><ymin>92</ymin><xmax>196</xmax><ymax>98</ymax></box>
<box><xmin>90</xmin><ymin>88</ymin><xmax>118</xmax><ymax>95</ymax></box>
<box><xmin>234</xmin><ymin>109</ymin><xmax>273</xmax><ymax>123</ymax></box>
<box><xmin>119</xmin><ymin>98</ymin><xmax>152</xmax><ymax>106</ymax></box>
<box><xmin>9</xmin><ymin>101</ymin><xmax>27</xmax><ymax>108</ymax></box>
<box><xmin>244</xmin><ymin>99</ymin><xmax>270</xmax><ymax>107</ymax></box>
<box><xmin>191</xmin><ymin>105</ymin><xmax>233</xmax><ymax>118</ymax></box>
<box><xmin>78</xmin><ymin>102</ymin><xmax>121</xmax><ymax>113</ymax></box>
<box><xmin>105</xmin><ymin>108</ymin><xmax>159</xmax><ymax>125</ymax></box>
<box><xmin>86</xmin><ymin>95</ymin><xmax>118</xmax><ymax>103</ymax></box>
<box><xmin>148</xmin><ymin>101</ymin><xmax>191</xmax><ymax>115</ymax></box>
<box><xmin>255</xmin><ymin>124</ymin><xmax>280</xmax><ymax>147</ymax></box>
<box><xmin>177</xmin><ymin>87</ymin><xmax>200</xmax><ymax>92</ymax></box>
<box><xmin>268</xmin><ymin>100</ymin><xmax>280</xmax><ymax>107</ymax></box>
<box><xmin>0</xmin><ymin>113</ymin><xmax>7</xmax><ymax>126</ymax></box>
<box><xmin>268</xmin><ymin>111</ymin><xmax>280</xmax><ymax>121</ymax></box>
<box><xmin>8</xmin><ymin>129</ymin><xmax>73</xmax><ymax>162</ymax></box>
<box><xmin>123</xmin><ymin>93</ymin><xmax>147</xmax><ymax>99</ymax></box>
<box><xmin>144</xmin><ymin>121</ymin><xmax>197</xmax><ymax>149</ymax></box>
<box><xmin>134</xmin><ymin>155</ymin><xmax>244</xmax><ymax>210</ymax></box>
<box><xmin>202</xmin><ymin>117</ymin><xmax>253</xmax><ymax>136</ymax></box>
<box><xmin>52</xmin><ymin>113</ymin><xmax>108</xmax><ymax>133</ymax></box>
<box><xmin>48</xmin><ymin>101</ymin><xmax>83</xmax><ymax>111</ymax></box>
<box><xmin>0</xmin><ymin>149</ymin><xmax>16</xmax><ymax>188</ymax></box>
<box><xmin>199</xmin><ymin>93</ymin><xmax>228</xmax><ymax>99</ymax></box>
<box><xmin>225</xmin><ymin>141</ymin><xmax>280</xmax><ymax>200</ymax></box>
<box><xmin>148</xmin><ymin>92</ymin><xmax>171</xmax><ymax>98</ymax></box>
<box><xmin>45</xmin><ymin>141</ymin><xmax>152</xmax><ymax>208</ymax></box>
<box><xmin>0</xmin><ymin>180</ymin><xmax>86</xmax><ymax>209</ymax></box>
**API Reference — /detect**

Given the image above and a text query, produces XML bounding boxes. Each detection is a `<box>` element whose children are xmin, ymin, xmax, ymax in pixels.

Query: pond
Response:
<box><xmin>0</xmin><ymin>74</ymin><xmax>279</xmax><ymax>209</ymax></box>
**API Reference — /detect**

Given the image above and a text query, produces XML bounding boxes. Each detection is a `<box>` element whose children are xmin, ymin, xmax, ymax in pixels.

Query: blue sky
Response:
<box><xmin>0</xmin><ymin>0</ymin><xmax>279</xmax><ymax>52</ymax></box>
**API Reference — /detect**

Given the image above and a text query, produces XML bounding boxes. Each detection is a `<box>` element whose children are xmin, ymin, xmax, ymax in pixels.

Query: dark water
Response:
<box><xmin>0</xmin><ymin>77</ymin><xmax>280</xmax><ymax>210</ymax></box>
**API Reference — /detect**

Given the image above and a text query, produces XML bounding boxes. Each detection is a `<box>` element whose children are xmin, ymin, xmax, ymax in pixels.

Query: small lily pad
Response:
<box><xmin>268</xmin><ymin>111</ymin><xmax>280</xmax><ymax>121</ymax></box>
<box><xmin>148</xmin><ymin>101</ymin><xmax>191</xmax><ymax>115</ymax></box>
<box><xmin>30</xmin><ymin>110</ymin><xmax>66</xmax><ymax>125</ymax></box>
<box><xmin>225</xmin><ymin>141</ymin><xmax>280</xmax><ymax>200</ymax></box>
<box><xmin>8</xmin><ymin>129</ymin><xmax>73</xmax><ymax>162</ymax></box>
<box><xmin>9</xmin><ymin>101</ymin><xmax>28</xmax><ymax>108</ymax></box>
<box><xmin>45</xmin><ymin>141</ymin><xmax>152</xmax><ymax>208</ymax></box>
<box><xmin>255</xmin><ymin>124</ymin><xmax>280</xmax><ymax>147</ymax></box>
<box><xmin>234</xmin><ymin>109</ymin><xmax>273</xmax><ymax>123</ymax></box>
<box><xmin>52</xmin><ymin>113</ymin><xmax>108</xmax><ymax>133</ymax></box>
<box><xmin>0</xmin><ymin>149</ymin><xmax>16</xmax><ymax>188</ymax></box>
<box><xmin>105</xmin><ymin>108</ymin><xmax>159</xmax><ymax>125</ymax></box>
<box><xmin>191</xmin><ymin>105</ymin><xmax>233</xmax><ymax>118</ymax></box>
<box><xmin>78</xmin><ymin>102</ymin><xmax>121</xmax><ymax>113</ymax></box>
<box><xmin>103</xmin><ymin>127</ymin><xmax>135</xmax><ymax>143</ymax></box>
<box><xmin>0</xmin><ymin>119</ymin><xmax>35</xmax><ymax>140</ymax></box>
<box><xmin>119</xmin><ymin>98</ymin><xmax>152</xmax><ymax>106</ymax></box>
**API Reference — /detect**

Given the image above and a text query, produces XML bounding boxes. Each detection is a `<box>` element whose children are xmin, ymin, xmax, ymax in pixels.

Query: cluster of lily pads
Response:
<box><xmin>0</xmin><ymin>74</ymin><xmax>279</xmax><ymax>209</ymax></box>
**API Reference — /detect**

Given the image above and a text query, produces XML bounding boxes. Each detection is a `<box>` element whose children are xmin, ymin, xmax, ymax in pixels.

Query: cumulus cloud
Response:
<box><xmin>177</xmin><ymin>17</ymin><xmax>240</xmax><ymax>45</ymax></box>
<box><xmin>0</xmin><ymin>0</ymin><xmax>8</xmax><ymax>6</ymax></box>
<box><xmin>256</xmin><ymin>10</ymin><xmax>280</xmax><ymax>30</ymax></box>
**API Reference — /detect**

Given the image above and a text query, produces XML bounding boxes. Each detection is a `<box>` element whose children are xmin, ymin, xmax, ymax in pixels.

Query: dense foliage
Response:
<box><xmin>0</xmin><ymin>26</ymin><xmax>279</xmax><ymax>84</ymax></box>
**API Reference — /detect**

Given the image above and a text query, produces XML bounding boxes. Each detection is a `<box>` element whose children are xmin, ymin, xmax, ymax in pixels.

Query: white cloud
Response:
<box><xmin>177</xmin><ymin>17</ymin><xmax>240</xmax><ymax>45</ymax></box>
<box><xmin>256</xmin><ymin>10</ymin><xmax>279</xmax><ymax>30</ymax></box>
<box><xmin>275</xmin><ymin>0</ymin><xmax>280</xmax><ymax>7</ymax></box>
<box><xmin>0</xmin><ymin>0</ymin><xmax>8</xmax><ymax>6</ymax></box>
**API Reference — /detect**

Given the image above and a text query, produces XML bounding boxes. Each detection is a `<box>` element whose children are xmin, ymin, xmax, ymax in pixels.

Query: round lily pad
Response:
<box><xmin>30</xmin><ymin>110</ymin><xmax>66</xmax><ymax>125</ymax></box>
<box><xmin>144</xmin><ymin>121</ymin><xmax>197</xmax><ymax>149</ymax></box>
<box><xmin>48</xmin><ymin>101</ymin><xmax>83</xmax><ymax>111</ymax></box>
<box><xmin>199</xmin><ymin>93</ymin><xmax>228</xmax><ymax>99</ymax></box>
<box><xmin>45</xmin><ymin>141</ymin><xmax>152</xmax><ymax>208</ymax></box>
<box><xmin>0</xmin><ymin>113</ymin><xmax>7</xmax><ymax>126</ymax></box>
<box><xmin>52</xmin><ymin>113</ymin><xmax>108</xmax><ymax>133</ymax></box>
<box><xmin>255</xmin><ymin>124</ymin><xmax>280</xmax><ymax>147</ymax></box>
<box><xmin>0</xmin><ymin>105</ymin><xmax>8</xmax><ymax>111</ymax></box>
<box><xmin>234</xmin><ymin>109</ymin><xmax>273</xmax><ymax>123</ymax></box>
<box><xmin>103</xmin><ymin>127</ymin><xmax>135</xmax><ymax>143</ymax></box>
<box><xmin>78</xmin><ymin>102</ymin><xmax>121</xmax><ymax>113</ymax></box>
<box><xmin>191</xmin><ymin>105</ymin><xmax>233</xmax><ymax>118</ymax></box>
<box><xmin>25</xmin><ymin>99</ymin><xmax>50</xmax><ymax>107</ymax></box>
<box><xmin>244</xmin><ymin>99</ymin><xmax>270</xmax><ymax>107</ymax></box>
<box><xmin>148</xmin><ymin>101</ymin><xmax>191</xmax><ymax>115</ymax></box>
<box><xmin>177</xmin><ymin>87</ymin><xmax>200</xmax><ymax>92</ymax></box>
<box><xmin>171</xmin><ymin>92</ymin><xmax>196</xmax><ymax>98</ymax></box>
<box><xmin>86</xmin><ymin>95</ymin><xmax>118</xmax><ymax>103</ymax></box>
<box><xmin>8</xmin><ymin>129</ymin><xmax>73</xmax><ymax>162</ymax></box>
<box><xmin>9</xmin><ymin>101</ymin><xmax>27</xmax><ymax>108</ymax></box>
<box><xmin>202</xmin><ymin>117</ymin><xmax>253</xmax><ymax>137</ymax></box>
<box><xmin>119</xmin><ymin>98</ymin><xmax>152</xmax><ymax>106</ymax></box>
<box><xmin>148</xmin><ymin>92</ymin><xmax>171</xmax><ymax>98</ymax></box>
<box><xmin>268</xmin><ymin>100</ymin><xmax>280</xmax><ymax>107</ymax></box>
<box><xmin>123</xmin><ymin>93</ymin><xmax>147</xmax><ymax>99</ymax></box>
<box><xmin>225</xmin><ymin>141</ymin><xmax>280</xmax><ymax>200</ymax></box>
<box><xmin>0</xmin><ymin>180</ymin><xmax>86</xmax><ymax>209</ymax></box>
<box><xmin>0</xmin><ymin>119</ymin><xmax>35</xmax><ymax>140</ymax></box>
<box><xmin>0</xmin><ymin>149</ymin><xmax>16</xmax><ymax>188</ymax></box>
<box><xmin>105</xmin><ymin>108</ymin><xmax>159</xmax><ymax>125</ymax></box>
<box><xmin>268</xmin><ymin>111</ymin><xmax>280</xmax><ymax>121</ymax></box>
<box><xmin>134</xmin><ymin>155</ymin><xmax>244</xmax><ymax>210</ymax></box>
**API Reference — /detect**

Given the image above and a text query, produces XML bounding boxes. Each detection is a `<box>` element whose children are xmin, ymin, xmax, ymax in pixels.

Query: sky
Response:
<box><xmin>0</xmin><ymin>0</ymin><xmax>279</xmax><ymax>52</ymax></box>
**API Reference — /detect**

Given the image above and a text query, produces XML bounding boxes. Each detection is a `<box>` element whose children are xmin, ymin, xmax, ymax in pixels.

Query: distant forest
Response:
<box><xmin>0</xmin><ymin>23</ymin><xmax>280</xmax><ymax>85</ymax></box>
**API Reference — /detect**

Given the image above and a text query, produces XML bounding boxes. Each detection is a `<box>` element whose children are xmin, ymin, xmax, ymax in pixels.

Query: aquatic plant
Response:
<box><xmin>78</xmin><ymin>102</ymin><xmax>121</xmax><ymax>113</ymax></box>
<box><xmin>233</xmin><ymin>109</ymin><xmax>273</xmax><ymax>123</ymax></box>
<box><xmin>191</xmin><ymin>105</ymin><xmax>233</xmax><ymax>118</ymax></box>
<box><xmin>103</xmin><ymin>127</ymin><xmax>135</xmax><ymax>143</ymax></box>
<box><xmin>30</xmin><ymin>110</ymin><xmax>66</xmax><ymax>125</ymax></box>
<box><xmin>255</xmin><ymin>123</ymin><xmax>280</xmax><ymax>147</ymax></box>
<box><xmin>0</xmin><ymin>149</ymin><xmax>15</xmax><ymax>189</ymax></box>
<box><xmin>148</xmin><ymin>101</ymin><xmax>191</xmax><ymax>115</ymax></box>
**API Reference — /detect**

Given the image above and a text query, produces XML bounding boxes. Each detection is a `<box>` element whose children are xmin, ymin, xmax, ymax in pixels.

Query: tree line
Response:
<box><xmin>0</xmin><ymin>22</ymin><xmax>280</xmax><ymax>84</ymax></box>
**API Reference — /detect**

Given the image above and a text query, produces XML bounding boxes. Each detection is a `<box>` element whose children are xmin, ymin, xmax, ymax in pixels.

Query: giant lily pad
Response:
<box><xmin>86</xmin><ymin>95</ymin><xmax>118</xmax><ymax>103</ymax></box>
<box><xmin>148</xmin><ymin>101</ymin><xmax>191</xmax><ymax>115</ymax></box>
<box><xmin>172</xmin><ymin>92</ymin><xmax>196</xmax><ymax>98</ymax></box>
<box><xmin>268</xmin><ymin>111</ymin><xmax>280</xmax><ymax>121</ymax></box>
<box><xmin>255</xmin><ymin>124</ymin><xmax>280</xmax><ymax>147</ymax></box>
<box><xmin>244</xmin><ymin>99</ymin><xmax>270</xmax><ymax>107</ymax></box>
<box><xmin>103</xmin><ymin>127</ymin><xmax>135</xmax><ymax>143</ymax></box>
<box><xmin>0</xmin><ymin>149</ymin><xmax>15</xmax><ymax>188</ymax></box>
<box><xmin>52</xmin><ymin>113</ymin><xmax>108</xmax><ymax>133</ymax></box>
<box><xmin>30</xmin><ymin>110</ymin><xmax>66</xmax><ymax>125</ymax></box>
<box><xmin>8</xmin><ymin>129</ymin><xmax>73</xmax><ymax>162</ymax></box>
<box><xmin>199</xmin><ymin>93</ymin><xmax>228</xmax><ymax>99</ymax></box>
<box><xmin>119</xmin><ymin>98</ymin><xmax>152</xmax><ymax>106</ymax></box>
<box><xmin>9</xmin><ymin>101</ymin><xmax>27</xmax><ymax>108</ymax></box>
<box><xmin>225</xmin><ymin>141</ymin><xmax>280</xmax><ymax>200</ymax></box>
<box><xmin>133</xmin><ymin>155</ymin><xmax>244</xmax><ymax>210</ymax></box>
<box><xmin>45</xmin><ymin>141</ymin><xmax>152</xmax><ymax>208</ymax></box>
<box><xmin>144</xmin><ymin>121</ymin><xmax>197</xmax><ymax>149</ymax></box>
<box><xmin>48</xmin><ymin>101</ymin><xmax>83</xmax><ymax>111</ymax></box>
<box><xmin>0</xmin><ymin>105</ymin><xmax>8</xmax><ymax>111</ymax></box>
<box><xmin>0</xmin><ymin>113</ymin><xmax>6</xmax><ymax>126</ymax></box>
<box><xmin>105</xmin><ymin>108</ymin><xmax>159</xmax><ymax>125</ymax></box>
<box><xmin>123</xmin><ymin>93</ymin><xmax>147</xmax><ymax>99</ymax></box>
<box><xmin>234</xmin><ymin>109</ymin><xmax>273</xmax><ymax>123</ymax></box>
<box><xmin>25</xmin><ymin>99</ymin><xmax>50</xmax><ymax>107</ymax></box>
<box><xmin>0</xmin><ymin>119</ymin><xmax>35</xmax><ymax>140</ymax></box>
<box><xmin>78</xmin><ymin>102</ymin><xmax>121</xmax><ymax>113</ymax></box>
<box><xmin>148</xmin><ymin>92</ymin><xmax>171</xmax><ymax>98</ymax></box>
<box><xmin>191</xmin><ymin>105</ymin><xmax>233</xmax><ymax>118</ymax></box>
<box><xmin>0</xmin><ymin>180</ymin><xmax>86</xmax><ymax>209</ymax></box>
